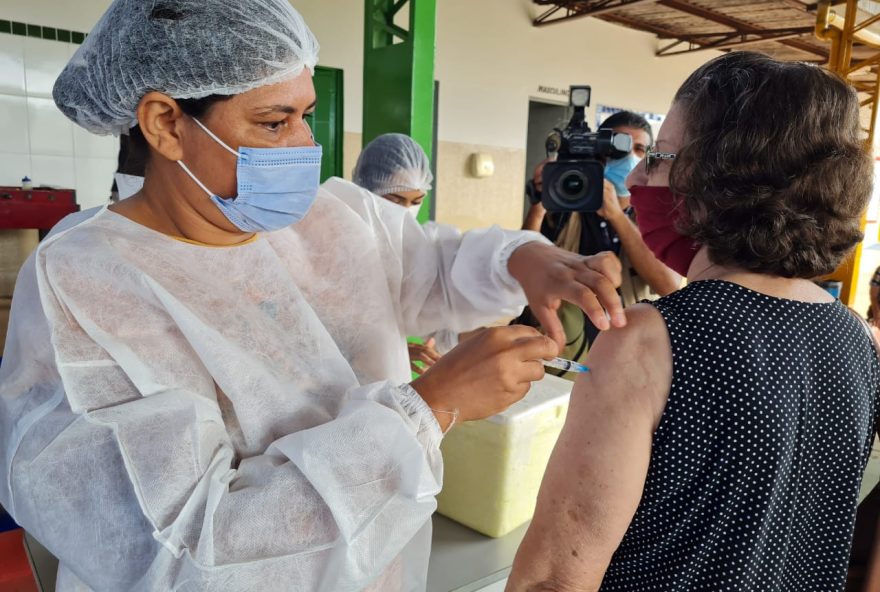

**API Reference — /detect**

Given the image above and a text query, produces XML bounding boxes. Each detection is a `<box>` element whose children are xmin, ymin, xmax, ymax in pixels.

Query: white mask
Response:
<box><xmin>114</xmin><ymin>173</ymin><xmax>145</xmax><ymax>200</ymax></box>
<box><xmin>408</xmin><ymin>203</ymin><xmax>423</xmax><ymax>219</ymax></box>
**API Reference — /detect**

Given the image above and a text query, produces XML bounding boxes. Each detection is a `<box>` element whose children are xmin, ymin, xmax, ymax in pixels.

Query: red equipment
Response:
<box><xmin>0</xmin><ymin>187</ymin><xmax>79</xmax><ymax>233</ymax></box>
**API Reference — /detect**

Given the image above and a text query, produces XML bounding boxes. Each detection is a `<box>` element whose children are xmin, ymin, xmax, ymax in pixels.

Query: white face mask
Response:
<box><xmin>408</xmin><ymin>203</ymin><xmax>423</xmax><ymax>219</ymax></box>
<box><xmin>114</xmin><ymin>173</ymin><xmax>145</xmax><ymax>200</ymax></box>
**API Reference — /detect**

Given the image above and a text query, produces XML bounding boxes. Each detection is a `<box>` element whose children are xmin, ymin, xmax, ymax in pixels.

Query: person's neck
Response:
<box><xmin>686</xmin><ymin>246</ymin><xmax>834</xmax><ymax>303</ymax></box>
<box><xmin>686</xmin><ymin>246</ymin><xmax>738</xmax><ymax>282</ymax></box>
<box><xmin>109</xmin><ymin>164</ymin><xmax>255</xmax><ymax>246</ymax></box>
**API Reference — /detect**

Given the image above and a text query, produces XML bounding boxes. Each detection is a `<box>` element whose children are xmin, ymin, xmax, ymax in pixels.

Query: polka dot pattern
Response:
<box><xmin>600</xmin><ymin>280</ymin><xmax>880</xmax><ymax>591</ymax></box>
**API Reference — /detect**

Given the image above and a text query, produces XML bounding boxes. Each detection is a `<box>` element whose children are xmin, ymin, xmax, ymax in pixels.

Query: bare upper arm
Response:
<box><xmin>507</xmin><ymin>303</ymin><xmax>672</xmax><ymax>592</ymax></box>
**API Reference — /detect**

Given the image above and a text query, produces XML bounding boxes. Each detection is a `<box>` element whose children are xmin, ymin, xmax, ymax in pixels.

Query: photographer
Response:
<box><xmin>519</xmin><ymin>111</ymin><xmax>681</xmax><ymax>374</ymax></box>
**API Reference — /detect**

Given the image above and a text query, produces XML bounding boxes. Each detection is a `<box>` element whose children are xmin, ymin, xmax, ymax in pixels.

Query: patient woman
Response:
<box><xmin>508</xmin><ymin>51</ymin><xmax>880</xmax><ymax>591</ymax></box>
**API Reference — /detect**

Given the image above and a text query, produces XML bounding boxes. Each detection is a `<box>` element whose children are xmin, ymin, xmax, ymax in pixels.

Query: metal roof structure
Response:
<box><xmin>532</xmin><ymin>1</ymin><xmax>879</xmax><ymax>61</ymax></box>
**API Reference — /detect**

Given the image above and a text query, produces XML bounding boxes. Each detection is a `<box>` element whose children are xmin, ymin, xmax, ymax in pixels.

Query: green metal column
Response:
<box><xmin>310</xmin><ymin>66</ymin><xmax>345</xmax><ymax>183</ymax></box>
<box><xmin>363</xmin><ymin>0</ymin><xmax>437</xmax><ymax>223</ymax></box>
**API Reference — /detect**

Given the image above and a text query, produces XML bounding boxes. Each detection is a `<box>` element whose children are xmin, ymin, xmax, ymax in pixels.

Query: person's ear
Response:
<box><xmin>136</xmin><ymin>92</ymin><xmax>187</xmax><ymax>162</ymax></box>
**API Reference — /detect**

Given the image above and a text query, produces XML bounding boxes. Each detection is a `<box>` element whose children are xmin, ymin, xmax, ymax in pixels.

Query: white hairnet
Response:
<box><xmin>353</xmin><ymin>134</ymin><xmax>434</xmax><ymax>196</ymax></box>
<box><xmin>53</xmin><ymin>0</ymin><xmax>320</xmax><ymax>136</ymax></box>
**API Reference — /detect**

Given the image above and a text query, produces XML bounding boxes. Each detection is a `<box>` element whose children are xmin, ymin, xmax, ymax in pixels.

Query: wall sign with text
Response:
<box><xmin>536</xmin><ymin>85</ymin><xmax>571</xmax><ymax>98</ymax></box>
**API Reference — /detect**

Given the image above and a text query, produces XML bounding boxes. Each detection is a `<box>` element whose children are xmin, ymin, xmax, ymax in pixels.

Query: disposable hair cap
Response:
<box><xmin>53</xmin><ymin>0</ymin><xmax>320</xmax><ymax>136</ymax></box>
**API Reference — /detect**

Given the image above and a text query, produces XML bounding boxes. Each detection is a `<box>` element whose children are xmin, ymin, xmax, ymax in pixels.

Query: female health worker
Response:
<box><xmin>0</xmin><ymin>1</ymin><xmax>625</xmax><ymax>590</ymax></box>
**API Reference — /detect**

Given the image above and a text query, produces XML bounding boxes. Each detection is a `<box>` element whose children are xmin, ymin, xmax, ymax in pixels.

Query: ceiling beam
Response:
<box><xmin>854</xmin><ymin>11</ymin><xmax>880</xmax><ymax>33</ymax></box>
<box><xmin>672</xmin><ymin>26</ymin><xmax>813</xmax><ymax>41</ymax></box>
<box><xmin>657</xmin><ymin>29</ymin><xmax>818</xmax><ymax>56</ymax></box>
<box><xmin>655</xmin><ymin>0</ymin><xmax>829</xmax><ymax>58</ymax></box>
<box><xmin>778</xmin><ymin>0</ymin><xmax>819</xmax><ymax>11</ymax></box>
<box><xmin>849</xmin><ymin>51</ymin><xmax>880</xmax><ymax>75</ymax></box>
<box><xmin>602</xmin><ymin>12</ymin><xmax>677</xmax><ymax>38</ymax></box>
<box><xmin>533</xmin><ymin>0</ymin><xmax>656</xmax><ymax>26</ymax></box>
<box><xmin>605</xmin><ymin>9</ymin><xmax>825</xmax><ymax>59</ymax></box>
<box><xmin>533</xmin><ymin>0</ymin><xmax>830</xmax><ymax>61</ymax></box>
<box><xmin>657</xmin><ymin>0</ymin><xmax>781</xmax><ymax>30</ymax></box>
<box><xmin>780</xmin><ymin>37</ymin><xmax>830</xmax><ymax>58</ymax></box>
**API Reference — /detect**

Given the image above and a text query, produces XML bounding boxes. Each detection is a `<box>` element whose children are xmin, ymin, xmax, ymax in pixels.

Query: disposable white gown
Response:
<box><xmin>0</xmin><ymin>177</ymin><xmax>544</xmax><ymax>592</ymax></box>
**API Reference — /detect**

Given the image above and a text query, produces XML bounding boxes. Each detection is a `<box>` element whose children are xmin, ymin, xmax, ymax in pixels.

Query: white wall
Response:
<box><xmin>435</xmin><ymin>0</ymin><xmax>718</xmax><ymax>149</ymax></box>
<box><xmin>0</xmin><ymin>0</ymin><xmax>106</xmax><ymax>32</ymax></box>
<box><xmin>0</xmin><ymin>0</ymin><xmax>117</xmax><ymax>209</ymax></box>
<box><xmin>295</xmin><ymin>0</ymin><xmax>365</xmax><ymax>136</ymax></box>
<box><xmin>292</xmin><ymin>0</ymin><xmax>719</xmax><ymax>148</ymax></box>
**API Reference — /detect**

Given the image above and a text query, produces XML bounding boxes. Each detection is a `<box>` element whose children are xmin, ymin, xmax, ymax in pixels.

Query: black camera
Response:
<box><xmin>541</xmin><ymin>86</ymin><xmax>633</xmax><ymax>213</ymax></box>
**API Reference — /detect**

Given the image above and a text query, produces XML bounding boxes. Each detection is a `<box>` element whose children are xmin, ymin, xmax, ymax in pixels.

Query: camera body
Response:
<box><xmin>541</xmin><ymin>86</ymin><xmax>633</xmax><ymax>213</ymax></box>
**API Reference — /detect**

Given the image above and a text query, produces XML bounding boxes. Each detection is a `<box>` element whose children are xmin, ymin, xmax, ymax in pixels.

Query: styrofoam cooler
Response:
<box><xmin>436</xmin><ymin>373</ymin><xmax>573</xmax><ymax>537</ymax></box>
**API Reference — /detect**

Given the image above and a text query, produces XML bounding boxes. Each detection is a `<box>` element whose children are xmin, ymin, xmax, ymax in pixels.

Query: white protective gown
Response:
<box><xmin>0</xmin><ymin>177</ymin><xmax>544</xmax><ymax>592</ymax></box>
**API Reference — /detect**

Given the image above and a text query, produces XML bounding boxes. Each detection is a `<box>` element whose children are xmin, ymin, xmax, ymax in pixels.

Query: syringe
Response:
<box><xmin>543</xmin><ymin>357</ymin><xmax>590</xmax><ymax>374</ymax></box>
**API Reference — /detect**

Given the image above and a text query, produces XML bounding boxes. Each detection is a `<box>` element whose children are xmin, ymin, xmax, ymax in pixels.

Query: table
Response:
<box><xmin>427</xmin><ymin>514</ymin><xmax>529</xmax><ymax>592</ymax></box>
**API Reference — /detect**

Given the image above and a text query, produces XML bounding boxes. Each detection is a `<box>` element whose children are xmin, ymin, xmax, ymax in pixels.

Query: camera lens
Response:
<box><xmin>557</xmin><ymin>170</ymin><xmax>589</xmax><ymax>201</ymax></box>
<box><xmin>562</xmin><ymin>174</ymin><xmax>584</xmax><ymax>195</ymax></box>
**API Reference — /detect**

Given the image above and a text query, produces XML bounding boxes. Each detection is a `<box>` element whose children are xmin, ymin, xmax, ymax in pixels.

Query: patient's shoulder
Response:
<box><xmin>577</xmin><ymin>303</ymin><xmax>672</xmax><ymax>427</ymax></box>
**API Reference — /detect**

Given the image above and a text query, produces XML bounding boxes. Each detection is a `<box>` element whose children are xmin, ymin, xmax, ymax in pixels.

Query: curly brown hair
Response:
<box><xmin>670</xmin><ymin>51</ymin><xmax>873</xmax><ymax>278</ymax></box>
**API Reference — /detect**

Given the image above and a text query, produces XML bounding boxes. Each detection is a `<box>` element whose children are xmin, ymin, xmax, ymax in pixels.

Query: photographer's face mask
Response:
<box><xmin>177</xmin><ymin>117</ymin><xmax>323</xmax><ymax>233</ymax></box>
<box><xmin>604</xmin><ymin>153</ymin><xmax>641</xmax><ymax>198</ymax></box>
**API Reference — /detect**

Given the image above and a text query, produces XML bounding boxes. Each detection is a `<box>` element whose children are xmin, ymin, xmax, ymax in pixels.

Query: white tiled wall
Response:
<box><xmin>0</xmin><ymin>34</ymin><xmax>117</xmax><ymax>210</ymax></box>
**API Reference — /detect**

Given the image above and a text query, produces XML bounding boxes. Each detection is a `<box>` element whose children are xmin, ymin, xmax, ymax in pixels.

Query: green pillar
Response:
<box><xmin>363</xmin><ymin>0</ymin><xmax>437</xmax><ymax>223</ymax></box>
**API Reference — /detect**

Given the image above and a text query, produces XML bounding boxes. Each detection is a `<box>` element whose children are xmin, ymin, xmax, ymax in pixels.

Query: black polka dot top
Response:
<box><xmin>600</xmin><ymin>280</ymin><xmax>880</xmax><ymax>592</ymax></box>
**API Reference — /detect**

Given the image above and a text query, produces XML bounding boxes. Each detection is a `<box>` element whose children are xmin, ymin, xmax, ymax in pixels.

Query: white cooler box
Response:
<box><xmin>436</xmin><ymin>373</ymin><xmax>573</xmax><ymax>537</ymax></box>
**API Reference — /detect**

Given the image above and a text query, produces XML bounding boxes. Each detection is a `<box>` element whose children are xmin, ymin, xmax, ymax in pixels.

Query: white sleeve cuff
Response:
<box><xmin>399</xmin><ymin>384</ymin><xmax>444</xmax><ymax>446</ymax></box>
<box><xmin>494</xmin><ymin>231</ymin><xmax>552</xmax><ymax>291</ymax></box>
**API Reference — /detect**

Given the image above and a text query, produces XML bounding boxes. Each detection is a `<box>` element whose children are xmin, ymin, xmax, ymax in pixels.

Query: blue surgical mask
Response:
<box><xmin>177</xmin><ymin>118</ymin><xmax>323</xmax><ymax>233</ymax></box>
<box><xmin>604</xmin><ymin>153</ymin><xmax>641</xmax><ymax>198</ymax></box>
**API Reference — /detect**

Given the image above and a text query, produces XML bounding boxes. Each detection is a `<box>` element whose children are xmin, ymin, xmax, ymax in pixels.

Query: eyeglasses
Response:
<box><xmin>645</xmin><ymin>147</ymin><xmax>676</xmax><ymax>173</ymax></box>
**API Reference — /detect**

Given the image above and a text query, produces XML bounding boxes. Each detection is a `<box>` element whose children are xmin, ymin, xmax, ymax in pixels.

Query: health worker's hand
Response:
<box><xmin>412</xmin><ymin>325</ymin><xmax>559</xmax><ymax>430</ymax></box>
<box><xmin>508</xmin><ymin>242</ymin><xmax>625</xmax><ymax>349</ymax></box>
